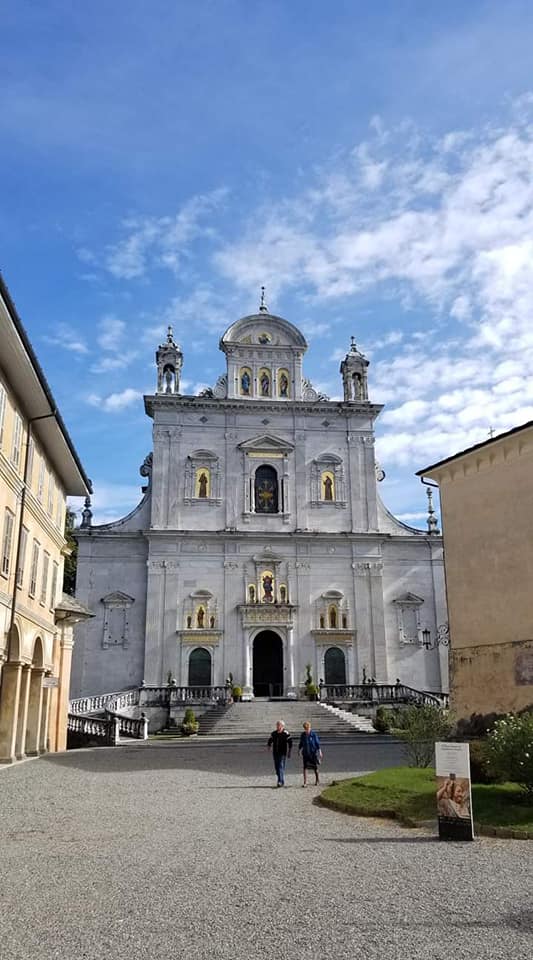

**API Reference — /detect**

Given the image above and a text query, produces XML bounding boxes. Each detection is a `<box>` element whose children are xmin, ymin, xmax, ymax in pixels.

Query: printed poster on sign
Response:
<box><xmin>435</xmin><ymin>742</ymin><xmax>475</xmax><ymax>841</ymax></box>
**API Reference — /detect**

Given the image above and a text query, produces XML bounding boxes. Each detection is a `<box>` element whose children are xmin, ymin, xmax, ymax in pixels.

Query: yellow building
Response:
<box><xmin>418</xmin><ymin>422</ymin><xmax>533</xmax><ymax>720</ymax></box>
<box><xmin>0</xmin><ymin>276</ymin><xmax>91</xmax><ymax>763</ymax></box>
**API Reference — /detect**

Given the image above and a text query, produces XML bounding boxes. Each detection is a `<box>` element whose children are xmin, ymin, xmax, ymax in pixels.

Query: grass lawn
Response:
<box><xmin>319</xmin><ymin>767</ymin><xmax>533</xmax><ymax>836</ymax></box>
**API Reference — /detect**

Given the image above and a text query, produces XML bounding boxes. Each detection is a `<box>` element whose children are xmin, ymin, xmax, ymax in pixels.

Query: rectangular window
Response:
<box><xmin>1</xmin><ymin>509</ymin><xmax>15</xmax><ymax>577</ymax></box>
<box><xmin>29</xmin><ymin>540</ymin><xmax>40</xmax><ymax>597</ymax></box>
<box><xmin>37</xmin><ymin>457</ymin><xmax>45</xmax><ymax>500</ymax></box>
<box><xmin>0</xmin><ymin>383</ymin><xmax>6</xmax><ymax>450</ymax></box>
<box><xmin>27</xmin><ymin>436</ymin><xmax>35</xmax><ymax>486</ymax></box>
<box><xmin>50</xmin><ymin>561</ymin><xmax>59</xmax><ymax>611</ymax></box>
<box><xmin>40</xmin><ymin>552</ymin><xmax>50</xmax><ymax>605</ymax></box>
<box><xmin>11</xmin><ymin>412</ymin><xmax>23</xmax><ymax>469</ymax></box>
<box><xmin>47</xmin><ymin>474</ymin><xmax>55</xmax><ymax>516</ymax></box>
<box><xmin>16</xmin><ymin>526</ymin><xmax>29</xmax><ymax>588</ymax></box>
<box><xmin>56</xmin><ymin>495</ymin><xmax>64</xmax><ymax>530</ymax></box>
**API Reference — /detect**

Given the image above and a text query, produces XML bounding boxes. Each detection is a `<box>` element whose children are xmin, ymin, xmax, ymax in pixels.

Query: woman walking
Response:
<box><xmin>298</xmin><ymin>721</ymin><xmax>322</xmax><ymax>786</ymax></box>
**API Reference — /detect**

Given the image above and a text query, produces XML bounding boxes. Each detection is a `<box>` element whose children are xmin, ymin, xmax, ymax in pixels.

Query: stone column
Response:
<box><xmin>39</xmin><ymin>685</ymin><xmax>52</xmax><ymax>754</ymax></box>
<box><xmin>55</xmin><ymin>626</ymin><xmax>75</xmax><ymax>753</ymax></box>
<box><xmin>25</xmin><ymin>667</ymin><xmax>45</xmax><ymax>756</ymax></box>
<box><xmin>243</xmin><ymin>632</ymin><xmax>253</xmax><ymax>699</ymax></box>
<box><xmin>286</xmin><ymin>625</ymin><xmax>296</xmax><ymax>698</ymax></box>
<box><xmin>0</xmin><ymin>661</ymin><xmax>23</xmax><ymax>763</ymax></box>
<box><xmin>15</xmin><ymin>665</ymin><xmax>32</xmax><ymax>760</ymax></box>
<box><xmin>144</xmin><ymin>559</ymin><xmax>166</xmax><ymax>684</ymax></box>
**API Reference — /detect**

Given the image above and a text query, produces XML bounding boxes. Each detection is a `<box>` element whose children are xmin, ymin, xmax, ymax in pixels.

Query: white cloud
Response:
<box><xmin>43</xmin><ymin>323</ymin><xmax>89</xmax><ymax>354</ymax></box>
<box><xmin>104</xmin><ymin>188</ymin><xmax>228</xmax><ymax>280</ymax></box>
<box><xmin>87</xmin><ymin>388</ymin><xmax>143</xmax><ymax>412</ymax></box>
<box><xmin>97</xmin><ymin>314</ymin><xmax>126</xmax><ymax>350</ymax></box>
<box><xmin>69</xmin><ymin>482</ymin><xmax>142</xmax><ymax>526</ymax></box>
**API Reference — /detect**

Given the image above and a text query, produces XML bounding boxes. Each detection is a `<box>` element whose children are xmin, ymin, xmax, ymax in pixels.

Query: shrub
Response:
<box><xmin>396</xmin><ymin>705</ymin><xmax>454</xmax><ymax>768</ymax></box>
<box><xmin>181</xmin><ymin>707</ymin><xmax>198</xmax><ymax>736</ymax></box>
<box><xmin>373</xmin><ymin>707</ymin><xmax>392</xmax><ymax>734</ymax></box>
<box><xmin>468</xmin><ymin>739</ymin><xmax>501</xmax><ymax>784</ymax></box>
<box><xmin>306</xmin><ymin>683</ymin><xmax>319</xmax><ymax>700</ymax></box>
<box><xmin>232</xmin><ymin>685</ymin><xmax>243</xmax><ymax>700</ymax></box>
<box><xmin>485</xmin><ymin>711</ymin><xmax>533</xmax><ymax>797</ymax></box>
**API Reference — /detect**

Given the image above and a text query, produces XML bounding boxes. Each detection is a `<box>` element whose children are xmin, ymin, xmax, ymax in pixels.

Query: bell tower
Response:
<box><xmin>340</xmin><ymin>336</ymin><xmax>369</xmax><ymax>402</ymax></box>
<box><xmin>156</xmin><ymin>325</ymin><xmax>183</xmax><ymax>395</ymax></box>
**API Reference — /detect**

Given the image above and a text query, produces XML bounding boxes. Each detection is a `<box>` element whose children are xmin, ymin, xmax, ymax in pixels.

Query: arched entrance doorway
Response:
<box><xmin>188</xmin><ymin>647</ymin><xmax>212</xmax><ymax>687</ymax></box>
<box><xmin>253</xmin><ymin>631</ymin><xmax>283</xmax><ymax>697</ymax></box>
<box><xmin>324</xmin><ymin>646</ymin><xmax>346</xmax><ymax>685</ymax></box>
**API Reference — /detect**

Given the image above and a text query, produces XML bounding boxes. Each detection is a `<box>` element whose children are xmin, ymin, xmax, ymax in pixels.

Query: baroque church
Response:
<box><xmin>71</xmin><ymin>297</ymin><xmax>448</xmax><ymax>700</ymax></box>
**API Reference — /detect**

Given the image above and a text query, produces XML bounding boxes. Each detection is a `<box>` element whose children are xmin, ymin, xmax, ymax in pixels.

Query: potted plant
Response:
<box><xmin>232</xmin><ymin>685</ymin><xmax>243</xmax><ymax>703</ymax></box>
<box><xmin>304</xmin><ymin>664</ymin><xmax>318</xmax><ymax>700</ymax></box>
<box><xmin>181</xmin><ymin>707</ymin><xmax>199</xmax><ymax>736</ymax></box>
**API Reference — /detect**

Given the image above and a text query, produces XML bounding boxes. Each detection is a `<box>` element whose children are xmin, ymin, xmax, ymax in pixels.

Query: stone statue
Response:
<box><xmin>323</xmin><ymin>476</ymin><xmax>333</xmax><ymax>501</ymax></box>
<box><xmin>260</xmin><ymin>373</ymin><xmax>270</xmax><ymax>396</ymax></box>
<box><xmin>279</xmin><ymin>373</ymin><xmax>289</xmax><ymax>397</ymax></box>
<box><xmin>198</xmin><ymin>472</ymin><xmax>208</xmax><ymax>498</ymax></box>
<box><xmin>262</xmin><ymin>574</ymin><xmax>273</xmax><ymax>603</ymax></box>
<box><xmin>241</xmin><ymin>370</ymin><xmax>251</xmax><ymax>394</ymax></box>
<box><xmin>197</xmin><ymin>608</ymin><xmax>205</xmax><ymax>628</ymax></box>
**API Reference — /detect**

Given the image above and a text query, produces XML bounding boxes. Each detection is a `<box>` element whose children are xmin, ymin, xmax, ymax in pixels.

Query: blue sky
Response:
<box><xmin>3</xmin><ymin>1</ymin><xmax>533</xmax><ymax>524</ymax></box>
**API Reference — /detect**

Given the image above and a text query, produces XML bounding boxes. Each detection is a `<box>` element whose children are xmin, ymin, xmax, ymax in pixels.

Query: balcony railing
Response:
<box><xmin>69</xmin><ymin>688</ymin><xmax>140</xmax><ymax>716</ymax></box>
<box><xmin>139</xmin><ymin>685</ymin><xmax>232</xmax><ymax>707</ymax></box>
<box><xmin>320</xmin><ymin>683</ymin><xmax>446</xmax><ymax>707</ymax></box>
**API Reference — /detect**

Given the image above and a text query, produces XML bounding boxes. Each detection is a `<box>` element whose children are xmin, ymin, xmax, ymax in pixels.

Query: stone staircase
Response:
<box><xmin>200</xmin><ymin>699</ymin><xmax>376</xmax><ymax>738</ymax></box>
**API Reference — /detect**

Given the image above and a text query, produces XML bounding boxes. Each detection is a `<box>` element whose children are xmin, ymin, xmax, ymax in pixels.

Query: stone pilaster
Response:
<box><xmin>15</xmin><ymin>665</ymin><xmax>32</xmax><ymax>760</ymax></box>
<box><xmin>56</xmin><ymin>626</ymin><xmax>74</xmax><ymax>753</ymax></box>
<box><xmin>143</xmin><ymin>559</ymin><xmax>167</xmax><ymax>684</ymax></box>
<box><xmin>39</xmin><ymin>685</ymin><xmax>52</xmax><ymax>753</ymax></box>
<box><xmin>0</xmin><ymin>661</ymin><xmax>22</xmax><ymax>763</ymax></box>
<box><xmin>352</xmin><ymin>561</ymin><xmax>387</xmax><ymax>680</ymax></box>
<box><xmin>25</xmin><ymin>667</ymin><xmax>45</xmax><ymax>756</ymax></box>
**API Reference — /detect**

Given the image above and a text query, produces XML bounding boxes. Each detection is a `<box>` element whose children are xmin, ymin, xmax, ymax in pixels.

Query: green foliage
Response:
<box><xmin>181</xmin><ymin>707</ymin><xmax>199</xmax><ymax>735</ymax></box>
<box><xmin>468</xmin><ymin>740</ymin><xmax>502</xmax><ymax>784</ymax></box>
<box><xmin>373</xmin><ymin>707</ymin><xmax>393</xmax><ymax>733</ymax></box>
<box><xmin>485</xmin><ymin>712</ymin><xmax>533</xmax><ymax>797</ymax></box>
<box><xmin>306</xmin><ymin>683</ymin><xmax>319</xmax><ymax>699</ymax></box>
<box><xmin>319</xmin><ymin>767</ymin><xmax>533</xmax><ymax>833</ymax></box>
<box><xmin>396</xmin><ymin>705</ymin><xmax>454</xmax><ymax>768</ymax></box>
<box><xmin>62</xmin><ymin>508</ymin><xmax>78</xmax><ymax>596</ymax></box>
<box><xmin>232</xmin><ymin>685</ymin><xmax>243</xmax><ymax>698</ymax></box>
<box><xmin>304</xmin><ymin>663</ymin><xmax>313</xmax><ymax>687</ymax></box>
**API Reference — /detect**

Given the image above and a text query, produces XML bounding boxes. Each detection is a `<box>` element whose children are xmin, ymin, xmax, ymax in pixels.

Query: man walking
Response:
<box><xmin>267</xmin><ymin>720</ymin><xmax>292</xmax><ymax>787</ymax></box>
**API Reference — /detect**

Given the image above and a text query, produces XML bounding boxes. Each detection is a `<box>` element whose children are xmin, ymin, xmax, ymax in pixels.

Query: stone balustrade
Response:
<box><xmin>139</xmin><ymin>685</ymin><xmax>231</xmax><ymax>707</ymax></box>
<box><xmin>320</xmin><ymin>682</ymin><xmax>446</xmax><ymax>707</ymax></box>
<box><xmin>69</xmin><ymin>688</ymin><xmax>140</xmax><ymax>715</ymax></box>
<box><xmin>67</xmin><ymin>714</ymin><xmax>120</xmax><ymax>745</ymax></box>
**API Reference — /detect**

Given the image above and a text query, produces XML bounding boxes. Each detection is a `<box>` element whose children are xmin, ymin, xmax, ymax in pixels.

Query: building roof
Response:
<box><xmin>0</xmin><ymin>274</ymin><xmax>92</xmax><ymax>495</ymax></box>
<box><xmin>416</xmin><ymin>419</ymin><xmax>533</xmax><ymax>479</ymax></box>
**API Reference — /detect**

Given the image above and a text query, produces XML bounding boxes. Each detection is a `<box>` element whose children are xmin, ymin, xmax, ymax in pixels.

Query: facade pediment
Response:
<box><xmin>239</xmin><ymin>434</ymin><xmax>294</xmax><ymax>453</ymax></box>
<box><xmin>393</xmin><ymin>593</ymin><xmax>424</xmax><ymax>605</ymax></box>
<box><xmin>101</xmin><ymin>591</ymin><xmax>134</xmax><ymax>606</ymax></box>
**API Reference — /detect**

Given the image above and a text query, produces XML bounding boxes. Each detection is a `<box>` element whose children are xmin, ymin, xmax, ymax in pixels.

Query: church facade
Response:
<box><xmin>71</xmin><ymin>303</ymin><xmax>448</xmax><ymax>699</ymax></box>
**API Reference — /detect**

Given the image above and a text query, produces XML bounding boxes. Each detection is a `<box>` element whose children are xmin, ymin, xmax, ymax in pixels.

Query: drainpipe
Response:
<box><xmin>3</xmin><ymin>411</ymin><xmax>58</xmax><ymax>674</ymax></box>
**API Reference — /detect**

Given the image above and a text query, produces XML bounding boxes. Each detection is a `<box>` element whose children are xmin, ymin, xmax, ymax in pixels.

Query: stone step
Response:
<box><xmin>201</xmin><ymin>701</ymin><xmax>375</xmax><ymax>737</ymax></box>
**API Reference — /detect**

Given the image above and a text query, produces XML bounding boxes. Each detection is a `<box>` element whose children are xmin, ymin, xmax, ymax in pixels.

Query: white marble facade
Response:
<box><xmin>71</xmin><ymin>306</ymin><xmax>448</xmax><ymax>699</ymax></box>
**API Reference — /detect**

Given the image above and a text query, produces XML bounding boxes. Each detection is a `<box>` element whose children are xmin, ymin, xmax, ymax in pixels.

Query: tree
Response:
<box><xmin>63</xmin><ymin>508</ymin><xmax>78</xmax><ymax>596</ymax></box>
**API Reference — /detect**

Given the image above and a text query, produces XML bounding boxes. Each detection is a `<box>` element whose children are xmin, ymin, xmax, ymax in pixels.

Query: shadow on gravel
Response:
<box><xmin>324</xmin><ymin>835</ymin><xmax>438</xmax><ymax>844</ymax></box>
<box><xmin>38</xmin><ymin>739</ymin><xmax>404</xmax><ymax>778</ymax></box>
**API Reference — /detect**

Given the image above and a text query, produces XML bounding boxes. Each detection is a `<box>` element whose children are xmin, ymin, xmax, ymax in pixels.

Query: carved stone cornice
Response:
<box><xmin>144</xmin><ymin>395</ymin><xmax>383</xmax><ymax>418</ymax></box>
<box><xmin>352</xmin><ymin>561</ymin><xmax>383</xmax><ymax>575</ymax></box>
<box><xmin>239</xmin><ymin>603</ymin><xmax>297</xmax><ymax>627</ymax></box>
<box><xmin>178</xmin><ymin>630</ymin><xmax>222</xmax><ymax>645</ymax></box>
<box><xmin>310</xmin><ymin>629</ymin><xmax>355</xmax><ymax>645</ymax></box>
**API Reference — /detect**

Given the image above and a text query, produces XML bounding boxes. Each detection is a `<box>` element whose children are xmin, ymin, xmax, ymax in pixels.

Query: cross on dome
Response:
<box><xmin>259</xmin><ymin>286</ymin><xmax>269</xmax><ymax>313</ymax></box>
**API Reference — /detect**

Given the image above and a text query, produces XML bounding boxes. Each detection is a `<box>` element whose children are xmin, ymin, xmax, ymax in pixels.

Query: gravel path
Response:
<box><xmin>0</xmin><ymin>740</ymin><xmax>532</xmax><ymax>960</ymax></box>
